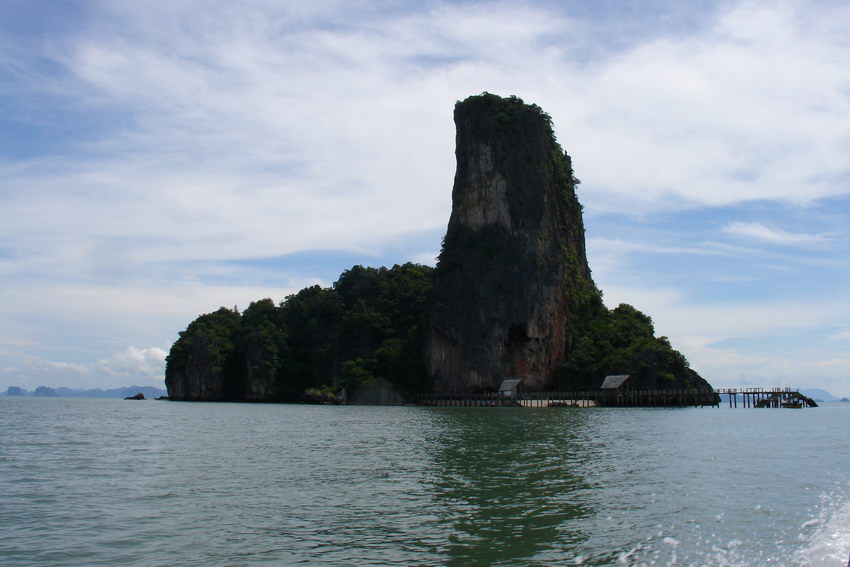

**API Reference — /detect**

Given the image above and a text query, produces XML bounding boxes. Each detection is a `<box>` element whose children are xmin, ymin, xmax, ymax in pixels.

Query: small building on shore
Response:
<box><xmin>601</xmin><ymin>374</ymin><xmax>634</xmax><ymax>391</ymax></box>
<box><xmin>498</xmin><ymin>379</ymin><xmax>523</xmax><ymax>398</ymax></box>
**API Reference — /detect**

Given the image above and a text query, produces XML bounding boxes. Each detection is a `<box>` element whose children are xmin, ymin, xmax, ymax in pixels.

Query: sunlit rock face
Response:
<box><xmin>427</xmin><ymin>93</ymin><xmax>598</xmax><ymax>393</ymax></box>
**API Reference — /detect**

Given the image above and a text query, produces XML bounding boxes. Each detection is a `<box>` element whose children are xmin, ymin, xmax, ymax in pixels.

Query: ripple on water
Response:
<box><xmin>1</xmin><ymin>399</ymin><xmax>850</xmax><ymax>566</ymax></box>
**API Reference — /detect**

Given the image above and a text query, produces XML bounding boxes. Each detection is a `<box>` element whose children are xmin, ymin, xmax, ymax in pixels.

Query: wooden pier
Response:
<box><xmin>413</xmin><ymin>387</ymin><xmax>817</xmax><ymax>408</ymax></box>
<box><xmin>715</xmin><ymin>387</ymin><xmax>818</xmax><ymax>408</ymax></box>
<box><xmin>413</xmin><ymin>388</ymin><xmax>720</xmax><ymax>408</ymax></box>
<box><xmin>414</xmin><ymin>391</ymin><xmax>598</xmax><ymax>407</ymax></box>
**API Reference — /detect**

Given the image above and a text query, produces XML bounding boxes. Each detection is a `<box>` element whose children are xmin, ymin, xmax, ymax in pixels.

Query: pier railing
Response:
<box><xmin>714</xmin><ymin>387</ymin><xmax>818</xmax><ymax>408</ymax></box>
<box><xmin>412</xmin><ymin>388</ymin><xmax>815</xmax><ymax>408</ymax></box>
<box><xmin>412</xmin><ymin>388</ymin><xmax>720</xmax><ymax>408</ymax></box>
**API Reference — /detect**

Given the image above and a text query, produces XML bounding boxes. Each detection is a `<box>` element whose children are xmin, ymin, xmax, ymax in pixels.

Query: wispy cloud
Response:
<box><xmin>723</xmin><ymin>221</ymin><xmax>833</xmax><ymax>247</ymax></box>
<box><xmin>829</xmin><ymin>330</ymin><xmax>850</xmax><ymax>343</ymax></box>
<box><xmin>2</xmin><ymin>0</ymin><xmax>850</xmax><ymax>395</ymax></box>
<box><xmin>563</xmin><ymin>1</ymin><xmax>850</xmax><ymax>213</ymax></box>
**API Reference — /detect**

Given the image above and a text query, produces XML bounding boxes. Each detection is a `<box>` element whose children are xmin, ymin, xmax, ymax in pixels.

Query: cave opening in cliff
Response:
<box><xmin>508</xmin><ymin>323</ymin><xmax>530</xmax><ymax>343</ymax></box>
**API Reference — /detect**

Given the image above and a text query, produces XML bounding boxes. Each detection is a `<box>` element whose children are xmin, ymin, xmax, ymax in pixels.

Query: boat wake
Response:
<box><xmin>794</xmin><ymin>488</ymin><xmax>850</xmax><ymax>567</ymax></box>
<box><xmin>614</xmin><ymin>484</ymin><xmax>850</xmax><ymax>567</ymax></box>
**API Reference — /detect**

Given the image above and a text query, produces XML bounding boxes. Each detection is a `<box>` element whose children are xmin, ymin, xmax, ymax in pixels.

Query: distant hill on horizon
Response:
<box><xmin>3</xmin><ymin>385</ymin><xmax>168</xmax><ymax>399</ymax></box>
<box><xmin>800</xmin><ymin>388</ymin><xmax>845</xmax><ymax>402</ymax></box>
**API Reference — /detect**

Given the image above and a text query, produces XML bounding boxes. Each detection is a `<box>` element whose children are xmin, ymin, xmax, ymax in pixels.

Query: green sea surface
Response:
<box><xmin>1</xmin><ymin>397</ymin><xmax>848</xmax><ymax>566</ymax></box>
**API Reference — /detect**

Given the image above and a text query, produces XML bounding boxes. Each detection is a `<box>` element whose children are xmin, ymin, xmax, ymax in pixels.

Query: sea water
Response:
<box><xmin>1</xmin><ymin>397</ymin><xmax>848</xmax><ymax>566</ymax></box>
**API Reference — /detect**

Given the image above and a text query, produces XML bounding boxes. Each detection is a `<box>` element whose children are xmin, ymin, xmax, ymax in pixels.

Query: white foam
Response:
<box><xmin>794</xmin><ymin>490</ymin><xmax>850</xmax><ymax>567</ymax></box>
<box><xmin>625</xmin><ymin>489</ymin><xmax>850</xmax><ymax>567</ymax></box>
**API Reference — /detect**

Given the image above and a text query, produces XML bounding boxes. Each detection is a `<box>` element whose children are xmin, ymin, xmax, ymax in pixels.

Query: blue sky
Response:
<box><xmin>2</xmin><ymin>0</ymin><xmax>849</xmax><ymax>396</ymax></box>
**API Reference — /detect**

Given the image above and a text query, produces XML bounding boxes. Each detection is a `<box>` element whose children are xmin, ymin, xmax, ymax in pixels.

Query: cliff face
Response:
<box><xmin>164</xmin><ymin>307</ymin><xmax>242</xmax><ymax>401</ymax></box>
<box><xmin>426</xmin><ymin>94</ymin><xmax>599</xmax><ymax>393</ymax></box>
<box><xmin>165</xmin><ymin>301</ymin><xmax>286</xmax><ymax>402</ymax></box>
<box><xmin>165</xmin><ymin>93</ymin><xmax>715</xmax><ymax>402</ymax></box>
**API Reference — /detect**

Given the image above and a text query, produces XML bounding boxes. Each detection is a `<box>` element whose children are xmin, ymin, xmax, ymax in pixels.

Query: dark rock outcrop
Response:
<box><xmin>426</xmin><ymin>94</ymin><xmax>599</xmax><ymax>393</ymax></box>
<box><xmin>164</xmin><ymin>93</ymin><xmax>715</xmax><ymax>402</ymax></box>
<box><xmin>165</xmin><ymin>307</ymin><xmax>243</xmax><ymax>401</ymax></box>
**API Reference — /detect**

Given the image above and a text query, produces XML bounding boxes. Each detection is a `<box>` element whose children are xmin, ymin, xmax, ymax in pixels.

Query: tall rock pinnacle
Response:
<box><xmin>427</xmin><ymin>93</ymin><xmax>599</xmax><ymax>393</ymax></box>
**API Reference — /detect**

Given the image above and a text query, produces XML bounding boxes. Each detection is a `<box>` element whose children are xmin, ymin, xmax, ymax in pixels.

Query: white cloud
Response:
<box><xmin>552</xmin><ymin>1</ymin><xmax>850</xmax><ymax>213</ymax></box>
<box><xmin>411</xmin><ymin>252</ymin><xmax>439</xmax><ymax>267</ymax></box>
<box><xmin>95</xmin><ymin>346</ymin><xmax>167</xmax><ymax>379</ymax></box>
<box><xmin>0</xmin><ymin>347</ymin><xmax>167</xmax><ymax>391</ymax></box>
<box><xmin>2</xmin><ymin>0</ymin><xmax>850</xmax><ymax>393</ymax></box>
<box><xmin>4</xmin><ymin>0</ymin><xmax>849</xmax><ymax>275</ymax></box>
<box><xmin>603</xmin><ymin>282</ymin><xmax>848</xmax><ymax>344</ymax></box>
<box><xmin>814</xmin><ymin>358</ymin><xmax>850</xmax><ymax>369</ymax></box>
<box><xmin>723</xmin><ymin>221</ymin><xmax>832</xmax><ymax>247</ymax></box>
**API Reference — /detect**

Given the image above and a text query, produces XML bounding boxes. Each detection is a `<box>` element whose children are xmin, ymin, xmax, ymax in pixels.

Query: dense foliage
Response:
<box><xmin>166</xmin><ymin>261</ymin><xmax>705</xmax><ymax>401</ymax></box>
<box><xmin>166</xmin><ymin>263</ymin><xmax>434</xmax><ymax>402</ymax></box>
<box><xmin>560</xmin><ymin>302</ymin><xmax>703</xmax><ymax>391</ymax></box>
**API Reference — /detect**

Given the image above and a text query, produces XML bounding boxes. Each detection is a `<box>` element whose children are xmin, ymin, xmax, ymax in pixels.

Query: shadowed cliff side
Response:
<box><xmin>427</xmin><ymin>93</ymin><xmax>601</xmax><ymax>393</ymax></box>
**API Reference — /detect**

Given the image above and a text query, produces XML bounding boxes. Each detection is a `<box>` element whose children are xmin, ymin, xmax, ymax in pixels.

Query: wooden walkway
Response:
<box><xmin>413</xmin><ymin>389</ymin><xmax>720</xmax><ymax>408</ymax></box>
<box><xmin>714</xmin><ymin>387</ymin><xmax>818</xmax><ymax>408</ymax></box>
<box><xmin>413</xmin><ymin>387</ymin><xmax>817</xmax><ymax>408</ymax></box>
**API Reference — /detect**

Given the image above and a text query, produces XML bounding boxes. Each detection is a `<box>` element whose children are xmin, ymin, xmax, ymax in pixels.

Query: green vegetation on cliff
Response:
<box><xmin>167</xmin><ymin>267</ymin><xmax>707</xmax><ymax>401</ymax></box>
<box><xmin>427</xmin><ymin>92</ymin><xmax>602</xmax><ymax>391</ymax></box>
<box><xmin>166</xmin><ymin>93</ymin><xmax>714</xmax><ymax>402</ymax></box>
<box><xmin>166</xmin><ymin>263</ymin><xmax>433</xmax><ymax>402</ymax></box>
<box><xmin>560</xmin><ymin>303</ymin><xmax>704</xmax><ymax>391</ymax></box>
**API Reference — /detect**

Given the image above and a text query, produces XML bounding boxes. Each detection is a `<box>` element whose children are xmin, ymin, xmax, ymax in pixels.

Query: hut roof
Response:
<box><xmin>601</xmin><ymin>375</ymin><xmax>631</xmax><ymax>389</ymax></box>
<box><xmin>498</xmin><ymin>379</ymin><xmax>522</xmax><ymax>391</ymax></box>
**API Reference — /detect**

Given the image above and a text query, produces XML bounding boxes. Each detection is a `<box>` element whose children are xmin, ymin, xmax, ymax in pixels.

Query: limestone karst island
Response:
<box><xmin>166</xmin><ymin>93</ymin><xmax>718</xmax><ymax>406</ymax></box>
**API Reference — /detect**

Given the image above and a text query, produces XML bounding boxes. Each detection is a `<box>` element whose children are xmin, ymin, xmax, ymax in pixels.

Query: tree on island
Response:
<box><xmin>166</xmin><ymin>267</ymin><xmax>706</xmax><ymax>402</ymax></box>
